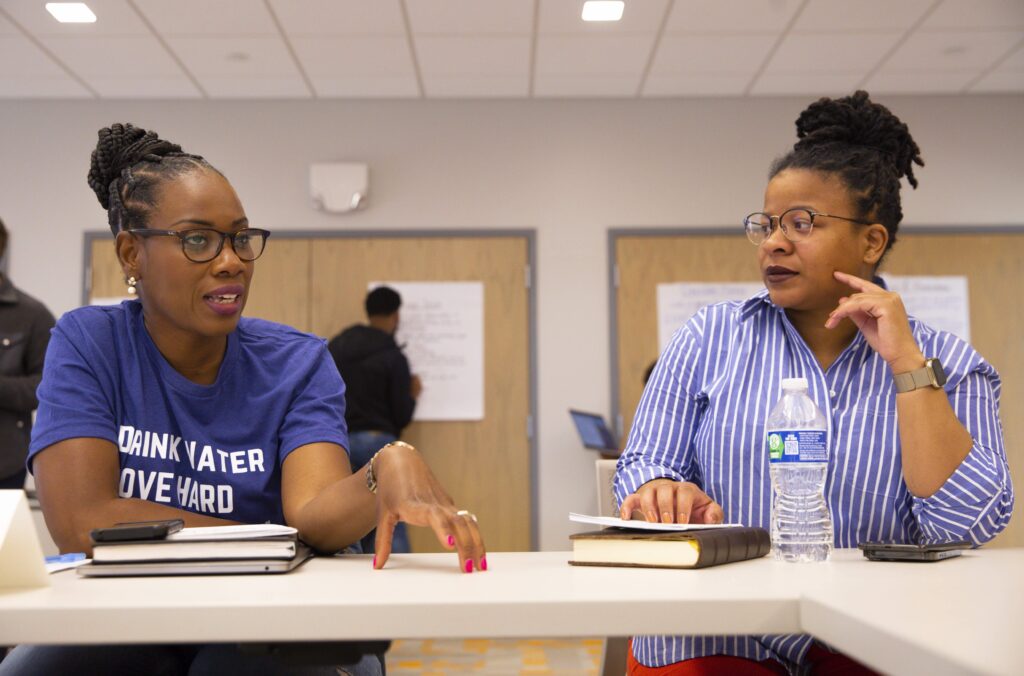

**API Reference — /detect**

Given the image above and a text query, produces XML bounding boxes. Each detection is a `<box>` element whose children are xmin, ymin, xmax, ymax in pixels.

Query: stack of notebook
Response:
<box><xmin>79</xmin><ymin>524</ymin><xmax>312</xmax><ymax>577</ymax></box>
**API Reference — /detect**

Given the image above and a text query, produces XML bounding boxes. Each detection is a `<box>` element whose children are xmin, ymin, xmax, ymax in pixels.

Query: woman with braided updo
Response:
<box><xmin>616</xmin><ymin>91</ymin><xmax>1012</xmax><ymax>675</ymax></box>
<box><xmin>1</xmin><ymin>123</ymin><xmax>486</xmax><ymax>675</ymax></box>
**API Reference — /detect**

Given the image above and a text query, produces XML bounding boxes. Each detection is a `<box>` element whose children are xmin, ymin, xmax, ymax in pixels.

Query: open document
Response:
<box><xmin>570</xmin><ymin>512</ymin><xmax>743</xmax><ymax>532</ymax></box>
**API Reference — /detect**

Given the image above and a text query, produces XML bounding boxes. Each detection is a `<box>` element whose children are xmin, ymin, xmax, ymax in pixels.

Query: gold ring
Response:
<box><xmin>455</xmin><ymin>509</ymin><xmax>478</xmax><ymax>522</ymax></box>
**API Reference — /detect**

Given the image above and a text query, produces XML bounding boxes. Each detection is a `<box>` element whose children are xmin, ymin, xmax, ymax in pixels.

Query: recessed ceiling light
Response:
<box><xmin>45</xmin><ymin>3</ymin><xmax>97</xmax><ymax>23</ymax></box>
<box><xmin>582</xmin><ymin>1</ymin><xmax>624</xmax><ymax>22</ymax></box>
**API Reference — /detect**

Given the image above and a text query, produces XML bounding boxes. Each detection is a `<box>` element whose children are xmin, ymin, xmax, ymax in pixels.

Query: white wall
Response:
<box><xmin>1</xmin><ymin>95</ymin><xmax>1022</xmax><ymax>550</ymax></box>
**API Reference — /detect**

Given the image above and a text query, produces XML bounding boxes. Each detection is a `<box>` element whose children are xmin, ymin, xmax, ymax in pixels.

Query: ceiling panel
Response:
<box><xmin>643</xmin><ymin>72</ymin><xmax>750</xmax><ymax>96</ymax></box>
<box><xmin>0</xmin><ymin>76</ymin><xmax>91</xmax><ymax>97</ymax></box>
<box><xmin>416</xmin><ymin>36</ymin><xmax>530</xmax><ymax>75</ymax></box>
<box><xmin>534</xmin><ymin>74</ymin><xmax>640</xmax><ymax>96</ymax></box>
<box><xmin>40</xmin><ymin>36</ymin><xmax>183</xmax><ymax>75</ymax></box>
<box><xmin>536</xmin><ymin>35</ymin><xmax>654</xmax><ymax>74</ymax></box>
<box><xmin>89</xmin><ymin>75</ymin><xmax>202</xmax><ymax>98</ymax></box>
<box><xmin>651</xmin><ymin>34</ymin><xmax>776</xmax><ymax>74</ymax></box>
<box><xmin>794</xmin><ymin>0</ymin><xmax>934</xmax><ymax>32</ymax></box>
<box><xmin>865</xmin><ymin>69</ymin><xmax>977</xmax><ymax>94</ymax></box>
<box><xmin>134</xmin><ymin>0</ymin><xmax>277</xmax><ymax>36</ymax></box>
<box><xmin>0</xmin><ymin>14</ymin><xmax>19</xmax><ymax>35</ymax></box>
<box><xmin>0</xmin><ymin>1</ymin><xmax>1019</xmax><ymax>99</ymax></box>
<box><xmin>290</xmin><ymin>36</ymin><xmax>415</xmax><ymax>76</ymax></box>
<box><xmin>751</xmin><ymin>71</ymin><xmax>863</xmax><ymax>95</ymax></box>
<box><xmin>1</xmin><ymin>0</ymin><xmax>149</xmax><ymax>36</ymax></box>
<box><xmin>998</xmin><ymin>44</ymin><xmax>1024</xmax><ymax>70</ymax></box>
<box><xmin>310</xmin><ymin>75</ymin><xmax>419</xmax><ymax>98</ymax></box>
<box><xmin>196</xmin><ymin>76</ymin><xmax>310</xmax><ymax>98</ymax></box>
<box><xmin>423</xmin><ymin>74</ymin><xmax>529</xmax><ymax>97</ymax></box>
<box><xmin>665</xmin><ymin>0</ymin><xmax>803</xmax><ymax>34</ymax></box>
<box><xmin>883</xmin><ymin>30</ymin><xmax>1023</xmax><ymax>71</ymax></box>
<box><xmin>970</xmin><ymin>69</ymin><xmax>1024</xmax><ymax>92</ymax></box>
<box><xmin>924</xmin><ymin>0</ymin><xmax>1024</xmax><ymax>30</ymax></box>
<box><xmin>268</xmin><ymin>0</ymin><xmax>404</xmax><ymax>36</ymax></box>
<box><xmin>766</xmin><ymin>32</ymin><xmax>902</xmax><ymax>72</ymax></box>
<box><xmin>539</xmin><ymin>0</ymin><xmax>669</xmax><ymax>34</ymax></box>
<box><xmin>166</xmin><ymin>37</ymin><xmax>299</xmax><ymax>76</ymax></box>
<box><xmin>408</xmin><ymin>0</ymin><xmax>533</xmax><ymax>35</ymax></box>
<box><xmin>0</xmin><ymin>35</ymin><xmax>68</xmax><ymax>76</ymax></box>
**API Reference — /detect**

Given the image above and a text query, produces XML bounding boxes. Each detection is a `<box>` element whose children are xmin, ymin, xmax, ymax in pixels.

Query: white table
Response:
<box><xmin>1</xmin><ymin>549</ymin><xmax>1021</xmax><ymax>676</ymax></box>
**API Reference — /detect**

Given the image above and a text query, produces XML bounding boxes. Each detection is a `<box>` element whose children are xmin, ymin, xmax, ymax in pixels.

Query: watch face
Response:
<box><xmin>928</xmin><ymin>358</ymin><xmax>947</xmax><ymax>387</ymax></box>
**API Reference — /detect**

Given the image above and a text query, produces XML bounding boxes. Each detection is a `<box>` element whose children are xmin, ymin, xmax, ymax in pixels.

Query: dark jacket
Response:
<box><xmin>327</xmin><ymin>324</ymin><xmax>415</xmax><ymax>437</ymax></box>
<box><xmin>0</xmin><ymin>275</ymin><xmax>55</xmax><ymax>480</ymax></box>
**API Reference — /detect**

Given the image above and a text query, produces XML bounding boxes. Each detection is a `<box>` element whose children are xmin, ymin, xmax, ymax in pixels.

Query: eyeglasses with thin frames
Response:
<box><xmin>743</xmin><ymin>208</ymin><xmax>872</xmax><ymax>245</ymax></box>
<box><xmin>129</xmin><ymin>228</ymin><xmax>271</xmax><ymax>263</ymax></box>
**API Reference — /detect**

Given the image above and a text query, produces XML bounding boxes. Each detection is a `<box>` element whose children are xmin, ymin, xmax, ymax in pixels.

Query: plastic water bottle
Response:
<box><xmin>766</xmin><ymin>377</ymin><xmax>833</xmax><ymax>562</ymax></box>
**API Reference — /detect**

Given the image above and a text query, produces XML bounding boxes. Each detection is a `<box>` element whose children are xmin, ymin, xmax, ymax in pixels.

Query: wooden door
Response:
<box><xmin>613</xmin><ymin>231</ymin><xmax>1023</xmax><ymax>547</ymax></box>
<box><xmin>88</xmin><ymin>233</ymin><xmax>534</xmax><ymax>552</ymax></box>
<box><xmin>88</xmin><ymin>236</ymin><xmax>126</xmax><ymax>300</ymax></box>
<box><xmin>310</xmin><ymin>237</ymin><xmax>532</xmax><ymax>553</ymax></box>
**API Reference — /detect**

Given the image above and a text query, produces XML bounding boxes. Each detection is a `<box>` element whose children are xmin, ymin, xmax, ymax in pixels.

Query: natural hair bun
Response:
<box><xmin>87</xmin><ymin>123</ymin><xmax>184</xmax><ymax>209</ymax></box>
<box><xmin>793</xmin><ymin>90</ymin><xmax>923</xmax><ymax>188</ymax></box>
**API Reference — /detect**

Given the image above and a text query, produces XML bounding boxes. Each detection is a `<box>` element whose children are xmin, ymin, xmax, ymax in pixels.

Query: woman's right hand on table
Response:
<box><xmin>619</xmin><ymin>479</ymin><xmax>724</xmax><ymax>525</ymax></box>
<box><xmin>372</xmin><ymin>442</ymin><xmax>487</xmax><ymax>573</ymax></box>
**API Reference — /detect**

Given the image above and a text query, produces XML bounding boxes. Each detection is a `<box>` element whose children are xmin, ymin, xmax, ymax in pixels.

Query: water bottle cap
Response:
<box><xmin>781</xmin><ymin>377</ymin><xmax>809</xmax><ymax>391</ymax></box>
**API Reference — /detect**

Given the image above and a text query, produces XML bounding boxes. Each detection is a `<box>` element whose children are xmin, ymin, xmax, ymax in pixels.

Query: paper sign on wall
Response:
<box><xmin>370</xmin><ymin>281</ymin><xmax>484</xmax><ymax>421</ymax></box>
<box><xmin>656</xmin><ymin>282</ymin><xmax>763</xmax><ymax>352</ymax></box>
<box><xmin>881</xmin><ymin>275</ymin><xmax>970</xmax><ymax>342</ymax></box>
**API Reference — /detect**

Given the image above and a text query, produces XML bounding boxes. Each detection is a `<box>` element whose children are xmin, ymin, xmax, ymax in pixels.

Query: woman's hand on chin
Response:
<box><xmin>826</xmin><ymin>271</ymin><xmax>925</xmax><ymax>372</ymax></box>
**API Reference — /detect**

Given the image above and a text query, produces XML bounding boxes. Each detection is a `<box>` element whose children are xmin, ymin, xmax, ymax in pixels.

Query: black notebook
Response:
<box><xmin>569</xmin><ymin>527</ymin><xmax>770</xmax><ymax>569</ymax></box>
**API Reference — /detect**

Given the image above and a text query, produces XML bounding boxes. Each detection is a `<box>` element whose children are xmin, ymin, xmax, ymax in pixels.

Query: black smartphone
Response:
<box><xmin>90</xmin><ymin>519</ymin><xmax>185</xmax><ymax>543</ymax></box>
<box><xmin>858</xmin><ymin>541</ymin><xmax>970</xmax><ymax>562</ymax></box>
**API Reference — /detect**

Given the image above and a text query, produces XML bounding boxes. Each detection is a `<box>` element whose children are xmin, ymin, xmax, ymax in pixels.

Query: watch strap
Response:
<box><xmin>893</xmin><ymin>359</ymin><xmax>942</xmax><ymax>393</ymax></box>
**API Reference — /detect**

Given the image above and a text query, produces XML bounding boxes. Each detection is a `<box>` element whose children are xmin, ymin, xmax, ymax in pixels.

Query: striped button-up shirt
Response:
<box><xmin>614</xmin><ymin>288</ymin><xmax>1013</xmax><ymax>669</ymax></box>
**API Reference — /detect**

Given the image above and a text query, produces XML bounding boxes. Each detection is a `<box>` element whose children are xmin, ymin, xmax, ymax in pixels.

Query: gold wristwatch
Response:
<box><xmin>893</xmin><ymin>357</ymin><xmax>947</xmax><ymax>393</ymax></box>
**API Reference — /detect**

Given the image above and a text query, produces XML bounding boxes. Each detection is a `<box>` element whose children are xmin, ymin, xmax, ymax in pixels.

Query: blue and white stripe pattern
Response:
<box><xmin>614</xmin><ymin>288</ymin><xmax>1013</xmax><ymax>669</ymax></box>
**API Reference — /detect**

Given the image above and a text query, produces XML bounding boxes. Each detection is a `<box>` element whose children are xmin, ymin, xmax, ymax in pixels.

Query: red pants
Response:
<box><xmin>627</xmin><ymin>641</ymin><xmax>878</xmax><ymax>675</ymax></box>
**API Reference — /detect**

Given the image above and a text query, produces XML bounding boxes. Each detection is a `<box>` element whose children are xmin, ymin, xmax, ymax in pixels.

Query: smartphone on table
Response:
<box><xmin>858</xmin><ymin>541</ymin><xmax>970</xmax><ymax>562</ymax></box>
<box><xmin>90</xmin><ymin>519</ymin><xmax>185</xmax><ymax>543</ymax></box>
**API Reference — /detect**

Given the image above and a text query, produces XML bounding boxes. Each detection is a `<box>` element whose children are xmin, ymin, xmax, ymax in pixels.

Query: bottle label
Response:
<box><xmin>767</xmin><ymin>430</ymin><xmax>828</xmax><ymax>463</ymax></box>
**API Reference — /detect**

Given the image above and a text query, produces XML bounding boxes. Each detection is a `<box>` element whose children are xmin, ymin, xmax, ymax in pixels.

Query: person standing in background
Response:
<box><xmin>328</xmin><ymin>286</ymin><xmax>421</xmax><ymax>554</ymax></box>
<box><xmin>0</xmin><ymin>218</ymin><xmax>55</xmax><ymax>490</ymax></box>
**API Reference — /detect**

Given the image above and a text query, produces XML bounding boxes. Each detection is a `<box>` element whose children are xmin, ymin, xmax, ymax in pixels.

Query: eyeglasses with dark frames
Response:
<box><xmin>743</xmin><ymin>208</ymin><xmax>872</xmax><ymax>245</ymax></box>
<box><xmin>129</xmin><ymin>228</ymin><xmax>271</xmax><ymax>263</ymax></box>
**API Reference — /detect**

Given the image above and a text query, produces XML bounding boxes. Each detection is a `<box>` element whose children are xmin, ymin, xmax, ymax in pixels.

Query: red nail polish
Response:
<box><xmin>465</xmin><ymin>559</ymin><xmax>473</xmax><ymax>573</ymax></box>
<box><xmin>480</xmin><ymin>556</ymin><xmax>488</xmax><ymax>572</ymax></box>
<box><xmin>372</xmin><ymin>556</ymin><xmax>377</xmax><ymax>568</ymax></box>
<box><xmin>447</xmin><ymin>534</ymin><xmax>455</xmax><ymax>547</ymax></box>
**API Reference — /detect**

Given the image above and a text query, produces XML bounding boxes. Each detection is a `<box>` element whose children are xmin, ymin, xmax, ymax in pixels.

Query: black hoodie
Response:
<box><xmin>327</xmin><ymin>324</ymin><xmax>415</xmax><ymax>437</ymax></box>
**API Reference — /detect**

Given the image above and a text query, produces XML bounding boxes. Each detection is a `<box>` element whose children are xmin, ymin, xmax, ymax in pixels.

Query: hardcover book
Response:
<box><xmin>569</xmin><ymin>526</ymin><xmax>770</xmax><ymax>569</ymax></box>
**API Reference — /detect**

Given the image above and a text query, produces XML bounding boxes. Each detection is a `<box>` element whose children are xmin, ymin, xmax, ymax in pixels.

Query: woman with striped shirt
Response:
<box><xmin>615</xmin><ymin>91</ymin><xmax>1013</xmax><ymax>674</ymax></box>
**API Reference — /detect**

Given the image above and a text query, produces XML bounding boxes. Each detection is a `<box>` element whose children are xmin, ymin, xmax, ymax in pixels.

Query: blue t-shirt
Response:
<box><xmin>29</xmin><ymin>301</ymin><xmax>349</xmax><ymax>525</ymax></box>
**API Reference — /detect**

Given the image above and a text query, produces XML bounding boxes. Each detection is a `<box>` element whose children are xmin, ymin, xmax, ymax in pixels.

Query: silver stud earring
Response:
<box><xmin>126</xmin><ymin>276</ymin><xmax>138</xmax><ymax>296</ymax></box>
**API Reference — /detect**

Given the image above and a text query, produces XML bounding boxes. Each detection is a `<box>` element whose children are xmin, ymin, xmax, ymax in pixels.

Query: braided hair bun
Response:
<box><xmin>87</xmin><ymin>123</ymin><xmax>212</xmax><ymax>234</ymax></box>
<box><xmin>769</xmin><ymin>90</ymin><xmax>925</xmax><ymax>256</ymax></box>
<box><xmin>794</xmin><ymin>90</ymin><xmax>923</xmax><ymax>189</ymax></box>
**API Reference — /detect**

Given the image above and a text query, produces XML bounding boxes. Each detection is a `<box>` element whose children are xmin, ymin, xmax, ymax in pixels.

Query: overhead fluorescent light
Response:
<box><xmin>582</xmin><ymin>1</ymin><xmax>624</xmax><ymax>22</ymax></box>
<box><xmin>45</xmin><ymin>3</ymin><xmax>97</xmax><ymax>23</ymax></box>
